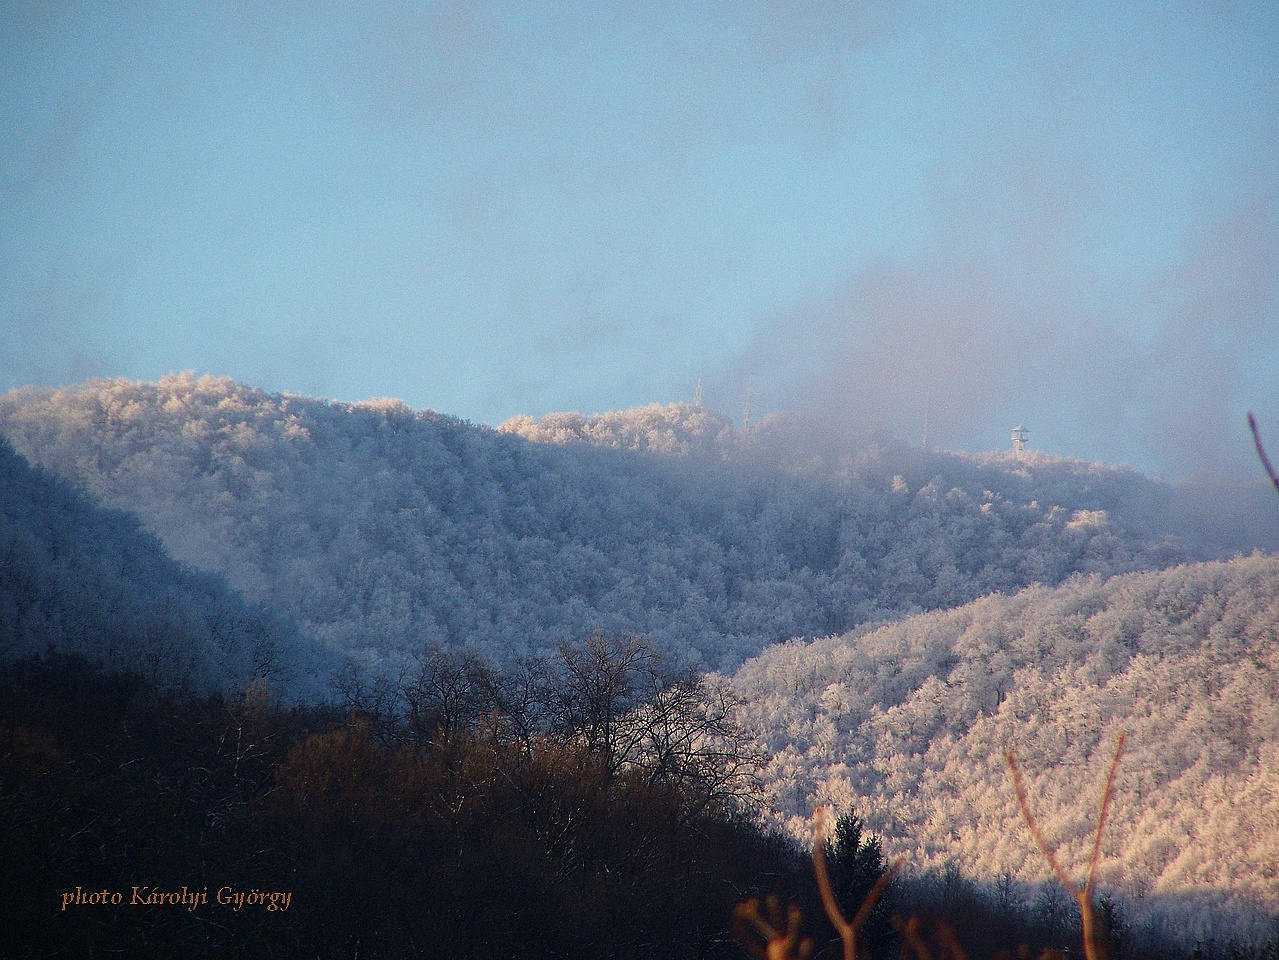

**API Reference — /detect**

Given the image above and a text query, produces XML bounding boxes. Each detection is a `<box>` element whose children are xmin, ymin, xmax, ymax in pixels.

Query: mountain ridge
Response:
<box><xmin>0</xmin><ymin>373</ymin><xmax>1210</xmax><ymax>671</ymax></box>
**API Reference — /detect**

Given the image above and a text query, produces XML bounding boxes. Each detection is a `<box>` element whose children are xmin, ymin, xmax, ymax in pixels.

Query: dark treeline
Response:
<box><xmin>334</xmin><ymin>632</ymin><xmax>761</xmax><ymax>802</ymax></box>
<box><xmin>1</xmin><ymin>646</ymin><xmax>819</xmax><ymax>959</ymax></box>
<box><xmin>884</xmin><ymin>870</ymin><xmax>1279</xmax><ymax>960</ymax></box>
<box><xmin>6</xmin><ymin>648</ymin><xmax>1276</xmax><ymax>959</ymax></box>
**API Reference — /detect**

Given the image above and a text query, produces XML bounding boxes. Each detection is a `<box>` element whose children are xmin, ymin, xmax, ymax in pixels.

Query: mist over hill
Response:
<box><xmin>0</xmin><ymin>374</ymin><xmax>1227</xmax><ymax>672</ymax></box>
<box><xmin>502</xmin><ymin>403</ymin><xmax>1279</xmax><ymax>558</ymax></box>
<box><xmin>731</xmin><ymin>553</ymin><xmax>1279</xmax><ymax>934</ymax></box>
<box><xmin>0</xmin><ymin>436</ymin><xmax>322</xmax><ymax>697</ymax></box>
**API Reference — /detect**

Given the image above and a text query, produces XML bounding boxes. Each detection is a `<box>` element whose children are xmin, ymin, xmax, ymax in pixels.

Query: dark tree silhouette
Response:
<box><xmin>823</xmin><ymin>811</ymin><xmax>894</xmax><ymax>957</ymax></box>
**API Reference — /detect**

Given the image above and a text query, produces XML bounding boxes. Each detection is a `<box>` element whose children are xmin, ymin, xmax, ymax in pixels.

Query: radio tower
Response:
<box><xmin>1011</xmin><ymin>424</ymin><xmax>1028</xmax><ymax>456</ymax></box>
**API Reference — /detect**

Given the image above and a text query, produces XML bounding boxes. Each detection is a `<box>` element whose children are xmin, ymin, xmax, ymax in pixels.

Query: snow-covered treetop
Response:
<box><xmin>499</xmin><ymin>402</ymin><xmax>736</xmax><ymax>456</ymax></box>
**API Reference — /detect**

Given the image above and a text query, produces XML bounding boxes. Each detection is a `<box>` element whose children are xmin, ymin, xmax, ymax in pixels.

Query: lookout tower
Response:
<box><xmin>1011</xmin><ymin>424</ymin><xmax>1028</xmax><ymax>456</ymax></box>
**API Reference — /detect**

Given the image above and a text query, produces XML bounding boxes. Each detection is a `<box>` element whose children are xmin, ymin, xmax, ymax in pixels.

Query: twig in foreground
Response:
<box><xmin>1248</xmin><ymin>412</ymin><xmax>1279</xmax><ymax>494</ymax></box>
<box><xmin>1006</xmin><ymin>732</ymin><xmax>1125</xmax><ymax>960</ymax></box>
<box><xmin>813</xmin><ymin>806</ymin><xmax>904</xmax><ymax>960</ymax></box>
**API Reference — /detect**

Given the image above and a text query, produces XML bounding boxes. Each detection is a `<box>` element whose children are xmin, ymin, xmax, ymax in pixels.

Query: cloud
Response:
<box><xmin>1131</xmin><ymin>190</ymin><xmax>1279</xmax><ymax>474</ymax></box>
<box><xmin>716</xmin><ymin>158</ymin><xmax>1279</xmax><ymax>479</ymax></box>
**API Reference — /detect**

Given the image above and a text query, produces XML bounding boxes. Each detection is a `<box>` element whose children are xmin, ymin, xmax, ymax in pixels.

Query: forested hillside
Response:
<box><xmin>3</xmin><ymin>375</ymin><xmax>1278</xmax><ymax>956</ymax></box>
<box><xmin>731</xmin><ymin>554</ymin><xmax>1279</xmax><ymax>937</ymax></box>
<box><xmin>0</xmin><ymin>436</ymin><xmax>321</xmax><ymax>696</ymax></box>
<box><xmin>0</xmin><ymin>374</ymin><xmax>1201</xmax><ymax>671</ymax></box>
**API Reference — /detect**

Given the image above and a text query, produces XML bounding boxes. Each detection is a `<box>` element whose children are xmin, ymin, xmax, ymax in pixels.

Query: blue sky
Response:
<box><xmin>2</xmin><ymin>0</ymin><xmax>1277</xmax><ymax>477</ymax></box>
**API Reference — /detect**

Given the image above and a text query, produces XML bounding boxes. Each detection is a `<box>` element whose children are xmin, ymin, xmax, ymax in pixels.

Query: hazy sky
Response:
<box><xmin>3</xmin><ymin>0</ymin><xmax>1277</xmax><ymax>477</ymax></box>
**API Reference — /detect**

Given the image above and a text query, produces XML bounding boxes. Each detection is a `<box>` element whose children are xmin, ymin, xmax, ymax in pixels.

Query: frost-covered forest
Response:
<box><xmin>2</xmin><ymin>373</ymin><xmax>1278</xmax><ymax>955</ymax></box>
<box><xmin>0</xmin><ymin>435</ymin><xmax>323</xmax><ymax>697</ymax></box>
<box><xmin>0</xmin><ymin>373</ymin><xmax>1222</xmax><ymax>671</ymax></box>
<box><xmin>731</xmin><ymin>553</ymin><xmax>1279</xmax><ymax>942</ymax></box>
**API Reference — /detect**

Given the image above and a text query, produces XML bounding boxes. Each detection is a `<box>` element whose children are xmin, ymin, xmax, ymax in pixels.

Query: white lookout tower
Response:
<box><xmin>1011</xmin><ymin>424</ymin><xmax>1029</xmax><ymax>456</ymax></box>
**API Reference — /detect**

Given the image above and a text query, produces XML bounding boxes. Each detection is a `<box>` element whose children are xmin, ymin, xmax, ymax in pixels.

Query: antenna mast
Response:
<box><xmin>741</xmin><ymin>381</ymin><xmax>759</xmax><ymax>429</ymax></box>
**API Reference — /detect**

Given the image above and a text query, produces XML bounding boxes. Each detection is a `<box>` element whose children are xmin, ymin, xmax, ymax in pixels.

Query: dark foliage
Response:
<box><xmin>875</xmin><ymin>872</ymin><xmax>1278</xmax><ymax>960</ymax></box>
<box><xmin>822</xmin><ymin>812</ymin><xmax>894</xmax><ymax>957</ymax></box>
<box><xmin>338</xmin><ymin>632</ymin><xmax>764</xmax><ymax>811</ymax></box>
<box><xmin>8</xmin><ymin>648</ymin><xmax>1273</xmax><ymax>959</ymax></box>
<box><xmin>0</xmin><ymin>653</ymin><xmax>812</xmax><ymax>959</ymax></box>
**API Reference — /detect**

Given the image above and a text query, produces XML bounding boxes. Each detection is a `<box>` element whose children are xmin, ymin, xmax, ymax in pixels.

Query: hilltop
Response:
<box><xmin>0</xmin><ymin>374</ymin><xmax>1211</xmax><ymax>671</ymax></box>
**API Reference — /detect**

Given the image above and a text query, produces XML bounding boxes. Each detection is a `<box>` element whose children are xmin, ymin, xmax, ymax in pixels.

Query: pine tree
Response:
<box><xmin>824</xmin><ymin>811</ymin><xmax>893</xmax><ymax>957</ymax></box>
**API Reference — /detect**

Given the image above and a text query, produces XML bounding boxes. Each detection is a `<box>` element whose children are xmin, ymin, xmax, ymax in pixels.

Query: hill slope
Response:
<box><xmin>732</xmin><ymin>554</ymin><xmax>1279</xmax><ymax>916</ymax></box>
<box><xmin>0</xmin><ymin>436</ymin><xmax>319</xmax><ymax>695</ymax></box>
<box><xmin>0</xmin><ymin>374</ymin><xmax>1205</xmax><ymax>670</ymax></box>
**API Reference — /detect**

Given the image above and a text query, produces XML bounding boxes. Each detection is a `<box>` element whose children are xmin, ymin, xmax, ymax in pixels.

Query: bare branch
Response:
<box><xmin>1005</xmin><ymin>751</ymin><xmax>1076</xmax><ymax>893</ymax></box>
<box><xmin>733</xmin><ymin>896</ymin><xmax>814</xmax><ymax>960</ymax></box>
<box><xmin>1007</xmin><ymin>733</ymin><xmax>1125</xmax><ymax>960</ymax></box>
<box><xmin>1085</xmin><ymin>732</ymin><xmax>1126</xmax><ymax>898</ymax></box>
<box><xmin>1248</xmin><ymin>412</ymin><xmax>1279</xmax><ymax>494</ymax></box>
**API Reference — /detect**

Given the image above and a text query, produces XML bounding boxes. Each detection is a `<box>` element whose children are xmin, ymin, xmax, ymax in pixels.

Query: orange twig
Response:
<box><xmin>1248</xmin><ymin>412</ymin><xmax>1279</xmax><ymax>494</ymax></box>
<box><xmin>1005</xmin><ymin>754</ymin><xmax>1074</xmax><ymax>892</ymax></box>
<box><xmin>734</xmin><ymin>895</ymin><xmax>814</xmax><ymax>960</ymax></box>
<box><xmin>894</xmin><ymin>915</ymin><xmax>934</xmax><ymax>960</ymax></box>
<box><xmin>1085</xmin><ymin>732</ymin><xmax>1125</xmax><ymax>899</ymax></box>
<box><xmin>1006</xmin><ymin>732</ymin><xmax>1125</xmax><ymax>960</ymax></box>
<box><xmin>891</xmin><ymin>915</ymin><xmax>969</xmax><ymax>960</ymax></box>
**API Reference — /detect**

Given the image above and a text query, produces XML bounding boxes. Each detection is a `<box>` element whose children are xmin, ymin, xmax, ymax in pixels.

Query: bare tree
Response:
<box><xmin>542</xmin><ymin>632</ymin><xmax>761</xmax><ymax>805</ymax></box>
<box><xmin>332</xmin><ymin>660</ymin><xmax>400</xmax><ymax>745</ymax></box>
<box><xmin>332</xmin><ymin>631</ymin><xmax>763</xmax><ymax>808</ymax></box>
<box><xmin>542</xmin><ymin>631</ymin><xmax>663</xmax><ymax>772</ymax></box>
<box><xmin>624</xmin><ymin>672</ymin><xmax>762</xmax><ymax>805</ymax></box>
<box><xmin>398</xmin><ymin>643</ymin><xmax>498</xmax><ymax>746</ymax></box>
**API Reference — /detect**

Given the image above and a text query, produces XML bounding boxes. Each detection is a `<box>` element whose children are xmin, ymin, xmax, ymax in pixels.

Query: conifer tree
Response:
<box><xmin>824</xmin><ymin>811</ymin><xmax>893</xmax><ymax>956</ymax></box>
